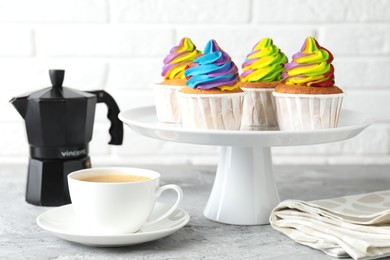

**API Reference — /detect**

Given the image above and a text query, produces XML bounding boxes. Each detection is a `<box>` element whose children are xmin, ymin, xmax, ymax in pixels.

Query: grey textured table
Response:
<box><xmin>1</xmin><ymin>164</ymin><xmax>390</xmax><ymax>260</ymax></box>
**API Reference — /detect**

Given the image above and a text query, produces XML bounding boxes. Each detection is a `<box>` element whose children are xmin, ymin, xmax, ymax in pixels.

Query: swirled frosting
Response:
<box><xmin>184</xmin><ymin>39</ymin><xmax>240</xmax><ymax>91</ymax></box>
<box><xmin>162</xmin><ymin>37</ymin><xmax>201</xmax><ymax>80</ymax></box>
<box><xmin>282</xmin><ymin>36</ymin><xmax>335</xmax><ymax>87</ymax></box>
<box><xmin>241</xmin><ymin>38</ymin><xmax>287</xmax><ymax>82</ymax></box>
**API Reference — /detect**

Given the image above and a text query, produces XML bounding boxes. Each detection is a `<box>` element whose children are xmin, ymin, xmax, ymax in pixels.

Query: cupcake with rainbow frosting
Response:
<box><xmin>155</xmin><ymin>37</ymin><xmax>201</xmax><ymax>124</ymax></box>
<box><xmin>273</xmin><ymin>36</ymin><xmax>344</xmax><ymax>130</ymax></box>
<box><xmin>240</xmin><ymin>38</ymin><xmax>287</xmax><ymax>130</ymax></box>
<box><xmin>178</xmin><ymin>39</ymin><xmax>245</xmax><ymax>130</ymax></box>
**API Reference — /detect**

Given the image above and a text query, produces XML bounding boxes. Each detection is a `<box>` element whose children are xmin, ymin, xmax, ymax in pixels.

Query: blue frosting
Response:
<box><xmin>184</xmin><ymin>39</ymin><xmax>239</xmax><ymax>90</ymax></box>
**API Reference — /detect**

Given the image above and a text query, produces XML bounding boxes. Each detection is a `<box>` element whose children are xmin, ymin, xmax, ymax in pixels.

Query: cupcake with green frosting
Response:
<box><xmin>155</xmin><ymin>37</ymin><xmax>201</xmax><ymax>124</ymax></box>
<box><xmin>273</xmin><ymin>36</ymin><xmax>344</xmax><ymax>130</ymax></box>
<box><xmin>240</xmin><ymin>38</ymin><xmax>287</xmax><ymax>130</ymax></box>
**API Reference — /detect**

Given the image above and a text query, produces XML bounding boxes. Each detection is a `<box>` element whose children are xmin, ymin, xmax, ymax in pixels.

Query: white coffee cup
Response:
<box><xmin>67</xmin><ymin>167</ymin><xmax>183</xmax><ymax>235</ymax></box>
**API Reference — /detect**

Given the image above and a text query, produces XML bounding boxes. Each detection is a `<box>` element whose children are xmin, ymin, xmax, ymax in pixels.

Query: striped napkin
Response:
<box><xmin>270</xmin><ymin>190</ymin><xmax>390</xmax><ymax>260</ymax></box>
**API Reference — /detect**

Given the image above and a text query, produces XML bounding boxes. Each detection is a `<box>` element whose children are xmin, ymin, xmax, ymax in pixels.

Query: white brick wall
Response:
<box><xmin>111</xmin><ymin>0</ymin><xmax>251</xmax><ymax>23</ymax></box>
<box><xmin>1</xmin><ymin>0</ymin><xmax>390</xmax><ymax>166</ymax></box>
<box><xmin>0</xmin><ymin>28</ymin><xmax>33</xmax><ymax>56</ymax></box>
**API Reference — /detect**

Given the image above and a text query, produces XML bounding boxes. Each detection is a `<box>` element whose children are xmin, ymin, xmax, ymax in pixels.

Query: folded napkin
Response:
<box><xmin>270</xmin><ymin>190</ymin><xmax>390</xmax><ymax>260</ymax></box>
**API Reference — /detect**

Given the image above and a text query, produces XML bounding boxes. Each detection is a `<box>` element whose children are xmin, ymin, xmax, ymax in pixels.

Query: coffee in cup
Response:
<box><xmin>67</xmin><ymin>167</ymin><xmax>183</xmax><ymax>235</ymax></box>
<box><xmin>78</xmin><ymin>174</ymin><xmax>150</xmax><ymax>183</ymax></box>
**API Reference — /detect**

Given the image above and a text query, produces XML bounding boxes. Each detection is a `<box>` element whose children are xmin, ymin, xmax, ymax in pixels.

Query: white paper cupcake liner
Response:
<box><xmin>241</xmin><ymin>87</ymin><xmax>278</xmax><ymax>130</ymax></box>
<box><xmin>177</xmin><ymin>92</ymin><xmax>245</xmax><ymax>130</ymax></box>
<box><xmin>154</xmin><ymin>84</ymin><xmax>183</xmax><ymax>124</ymax></box>
<box><xmin>273</xmin><ymin>92</ymin><xmax>345</xmax><ymax>130</ymax></box>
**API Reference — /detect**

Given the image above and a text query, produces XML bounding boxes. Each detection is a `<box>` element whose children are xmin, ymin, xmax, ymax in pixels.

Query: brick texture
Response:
<box><xmin>36</xmin><ymin>26</ymin><xmax>175</xmax><ymax>57</ymax></box>
<box><xmin>111</xmin><ymin>0</ymin><xmax>251</xmax><ymax>23</ymax></box>
<box><xmin>1</xmin><ymin>0</ymin><xmax>390</xmax><ymax>165</ymax></box>
<box><xmin>0</xmin><ymin>58</ymin><xmax>107</xmax><ymax>91</ymax></box>
<box><xmin>253</xmin><ymin>0</ymin><xmax>390</xmax><ymax>23</ymax></box>
<box><xmin>0</xmin><ymin>28</ymin><xmax>33</xmax><ymax>56</ymax></box>
<box><xmin>0</xmin><ymin>122</ymin><xmax>28</xmax><ymax>156</ymax></box>
<box><xmin>334</xmin><ymin>57</ymin><xmax>390</xmax><ymax>89</ymax></box>
<box><xmin>320</xmin><ymin>25</ymin><xmax>390</xmax><ymax>55</ymax></box>
<box><xmin>107</xmin><ymin>59</ymin><xmax>161</xmax><ymax>90</ymax></box>
<box><xmin>0</xmin><ymin>0</ymin><xmax>107</xmax><ymax>23</ymax></box>
<box><xmin>343</xmin><ymin>91</ymin><xmax>390</xmax><ymax>122</ymax></box>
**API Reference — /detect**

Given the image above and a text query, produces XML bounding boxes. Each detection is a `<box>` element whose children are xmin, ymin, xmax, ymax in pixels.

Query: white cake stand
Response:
<box><xmin>119</xmin><ymin>107</ymin><xmax>372</xmax><ymax>225</ymax></box>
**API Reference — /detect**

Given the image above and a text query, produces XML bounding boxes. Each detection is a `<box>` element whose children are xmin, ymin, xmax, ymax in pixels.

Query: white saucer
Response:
<box><xmin>36</xmin><ymin>202</ymin><xmax>190</xmax><ymax>247</ymax></box>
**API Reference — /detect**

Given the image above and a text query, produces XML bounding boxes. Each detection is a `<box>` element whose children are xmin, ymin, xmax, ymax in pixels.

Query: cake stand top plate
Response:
<box><xmin>119</xmin><ymin>106</ymin><xmax>372</xmax><ymax>147</ymax></box>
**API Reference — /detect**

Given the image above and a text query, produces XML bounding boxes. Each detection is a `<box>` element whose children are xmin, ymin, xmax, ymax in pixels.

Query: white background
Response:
<box><xmin>1</xmin><ymin>0</ymin><xmax>389</xmax><ymax>166</ymax></box>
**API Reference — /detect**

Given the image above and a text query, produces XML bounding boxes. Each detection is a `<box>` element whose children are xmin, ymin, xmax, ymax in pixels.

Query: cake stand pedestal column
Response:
<box><xmin>204</xmin><ymin>146</ymin><xmax>279</xmax><ymax>225</ymax></box>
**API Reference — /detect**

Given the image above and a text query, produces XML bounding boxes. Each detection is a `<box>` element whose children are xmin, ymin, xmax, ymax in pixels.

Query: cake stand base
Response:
<box><xmin>204</xmin><ymin>146</ymin><xmax>279</xmax><ymax>225</ymax></box>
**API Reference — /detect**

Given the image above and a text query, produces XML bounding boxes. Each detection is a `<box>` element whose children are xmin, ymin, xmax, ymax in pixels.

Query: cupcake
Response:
<box><xmin>178</xmin><ymin>39</ymin><xmax>245</xmax><ymax>130</ymax></box>
<box><xmin>273</xmin><ymin>36</ymin><xmax>344</xmax><ymax>130</ymax></box>
<box><xmin>240</xmin><ymin>38</ymin><xmax>287</xmax><ymax>130</ymax></box>
<box><xmin>154</xmin><ymin>37</ymin><xmax>201</xmax><ymax>124</ymax></box>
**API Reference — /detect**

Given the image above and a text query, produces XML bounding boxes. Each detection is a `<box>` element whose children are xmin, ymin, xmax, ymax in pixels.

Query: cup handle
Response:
<box><xmin>142</xmin><ymin>184</ymin><xmax>183</xmax><ymax>228</ymax></box>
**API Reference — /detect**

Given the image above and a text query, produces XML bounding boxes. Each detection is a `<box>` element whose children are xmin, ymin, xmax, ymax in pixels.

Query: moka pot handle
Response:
<box><xmin>87</xmin><ymin>90</ymin><xmax>123</xmax><ymax>145</ymax></box>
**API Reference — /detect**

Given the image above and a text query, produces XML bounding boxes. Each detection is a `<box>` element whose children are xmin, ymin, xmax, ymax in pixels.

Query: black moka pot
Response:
<box><xmin>10</xmin><ymin>70</ymin><xmax>123</xmax><ymax>206</ymax></box>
